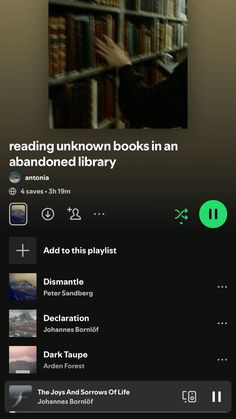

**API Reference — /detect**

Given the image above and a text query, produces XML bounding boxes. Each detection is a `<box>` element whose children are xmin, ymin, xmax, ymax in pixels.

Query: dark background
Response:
<box><xmin>0</xmin><ymin>0</ymin><xmax>235</xmax><ymax>417</ymax></box>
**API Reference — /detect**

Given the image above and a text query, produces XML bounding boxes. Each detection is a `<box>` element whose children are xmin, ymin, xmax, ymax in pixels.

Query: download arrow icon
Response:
<box><xmin>41</xmin><ymin>208</ymin><xmax>55</xmax><ymax>221</ymax></box>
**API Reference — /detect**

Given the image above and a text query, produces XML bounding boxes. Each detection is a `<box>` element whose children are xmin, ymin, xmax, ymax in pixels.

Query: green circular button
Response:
<box><xmin>199</xmin><ymin>200</ymin><xmax>227</xmax><ymax>228</ymax></box>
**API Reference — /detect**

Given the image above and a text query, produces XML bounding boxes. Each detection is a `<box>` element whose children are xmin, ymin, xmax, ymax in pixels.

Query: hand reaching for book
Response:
<box><xmin>95</xmin><ymin>35</ymin><xmax>132</xmax><ymax>68</ymax></box>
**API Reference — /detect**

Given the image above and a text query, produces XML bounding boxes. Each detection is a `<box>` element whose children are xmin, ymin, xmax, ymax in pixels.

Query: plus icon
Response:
<box><xmin>16</xmin><ymin>243</ymin><xmax>30</xmax><ymax>258</ymax></box>
<box><xmin>9</xmin><ymin>237</ymin><xmax>37</xmax><ymax>265</ymax></box>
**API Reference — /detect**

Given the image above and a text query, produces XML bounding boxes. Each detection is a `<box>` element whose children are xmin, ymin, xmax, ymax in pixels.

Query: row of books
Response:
<box><xmin>49</xmin><ymin>12</ymin><xmax>187</xmax><ymax>79</ymax></box>
<box><xmin>50</xmin><ymin>61</ymin><xmax>168</xmax><ymax>129</ymax></box>
<box><xmin>164</xmin><ymin>0</ymin><xmax>187</xmax><ymax>19</ymax></box>
<box><xmin>50</xmin><ymin>75</ymin><xmax>115</xmax><ymax>128</ymax></box>
<box><xmin>124</xmin><ymin>19</ymin><xmax>186</xmax><ymax>56</ymax></box>
<box><xmin>158</xmin><ymin>21</ymin><xmax>186</xmax><ymax>51</ymax></box>
<box><xmin>125</xmin><ymin>0</ymin><xmax>187</xmax><ymax>19</ymax></box>
<box><xmin>124</xmin><ymin>21</ymin><xmax>156</xmax><ymax>57</ymax></box>
<box><xmin>49</xmin><ymin>14</ymin><xmax>116</xmax><ymax>78</ymax></box>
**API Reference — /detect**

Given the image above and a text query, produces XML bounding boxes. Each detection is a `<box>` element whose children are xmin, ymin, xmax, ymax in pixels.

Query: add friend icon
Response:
<box><xmin>67</xmin><ymin>207</ymin><xmax>82</xmax><ymax>221</ymax></box>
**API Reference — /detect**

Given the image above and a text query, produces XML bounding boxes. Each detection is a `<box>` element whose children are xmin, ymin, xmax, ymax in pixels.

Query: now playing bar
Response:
<box><xmin>5</xmin><ymin>381</ymin><xmax>231</xmax><ymax>413</ymax></box>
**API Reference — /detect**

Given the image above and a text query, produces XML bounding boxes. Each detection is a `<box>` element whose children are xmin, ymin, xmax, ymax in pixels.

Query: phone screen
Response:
<box><xmin>0</xmin><ymin>0</ymin><xmax>234</xmax><ymax>416</ymax></box>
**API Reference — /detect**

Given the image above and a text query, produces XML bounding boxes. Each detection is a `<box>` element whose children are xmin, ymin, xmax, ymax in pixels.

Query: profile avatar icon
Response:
<box><xmin>70</xmin><ymin>208</ymin><xmax>81</xmax><ymax>221</ymax></box>
<box><xmin>9</xmin><ymin>171</ymin><xmax>21</xmax><ymax>184</ymax></box>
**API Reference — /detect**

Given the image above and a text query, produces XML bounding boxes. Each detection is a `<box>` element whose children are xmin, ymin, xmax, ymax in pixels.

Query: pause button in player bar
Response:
<box><xmin>199</xmin><ymin>200</ymin><xmax>228</xmax><ymax>228</ymax></box>
<box><xmin>212</xmin><ymin>391</ymin><xmax>222</xmax><ymax>403</ymax></box>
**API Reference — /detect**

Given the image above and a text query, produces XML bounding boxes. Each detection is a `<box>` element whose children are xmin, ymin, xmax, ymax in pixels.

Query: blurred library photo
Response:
<box><xmin>49</xmin><ymin>0</ymin><xmax>188</xmax><ymax>129</ymax></box>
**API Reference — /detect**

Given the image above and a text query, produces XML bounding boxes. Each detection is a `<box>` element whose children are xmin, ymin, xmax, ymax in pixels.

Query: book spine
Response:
<box><xmin>91</xmin><ymin>79</ymin><xmax>98</xmax><ymax>128</ymax></box>
<box><xmin>125</xmin><ymin>20</ymin><xmax>155</xmax><ymax>57</ymax></box>
<box><xmin>48</xmin><ymin>99</ymin><xmax>54</xmax><ymax>129</ymax></box>
<box><xmin>75</xmin><ymin>20</ymin><xmax>85</xmax><ymax>70</ymax></box>
<box><xmin>58</xmin><ymin>17</ymin><xmax>67</xmax><ymax>76</ymax></box>
<box><xmin>62</xmin><ymin>76</ymin><xmax>114</xmax><ymax>128</ymax></box>
<box><xmin>66</xmin><ymin>15</ymin><xmax>77</xmax><ymax>73</ymax></box>
<box><xmin>49</xmin><ymin>17</ymin><xmax>60</xmax><ymax>78</ymax></box>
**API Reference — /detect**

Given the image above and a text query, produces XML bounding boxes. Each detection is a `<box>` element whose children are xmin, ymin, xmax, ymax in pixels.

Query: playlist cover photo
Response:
<box><xmin>49</xmin><ymin>0</ymin><xmax>188</xmax><ymax>129</ymax></box>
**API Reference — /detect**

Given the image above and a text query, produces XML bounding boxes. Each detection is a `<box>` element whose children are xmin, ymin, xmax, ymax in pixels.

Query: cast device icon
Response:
<box><xmin>182</xmin><ymin>390</ymin><xmax>197</xmax><ymax>403</ymax></box>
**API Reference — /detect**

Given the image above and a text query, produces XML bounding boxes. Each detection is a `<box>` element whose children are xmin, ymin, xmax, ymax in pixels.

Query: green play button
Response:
<box><xmin>199</xmin><ymin>200</ymin><xmax>228</xmax><ymax>228</ymax></box>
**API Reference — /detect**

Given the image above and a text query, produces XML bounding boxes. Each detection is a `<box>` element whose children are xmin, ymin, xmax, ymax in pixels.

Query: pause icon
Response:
<box><xmin>209</xmin><ymin>208</ymin><xmax>218</xmax><ymax>220</ymax></box>
<box><xmin>212</xmin><ymin>391</ymin><xmax>222</xmax><ymax>403</ymax></box>
<box><xmin>199</xmin><ymin>200</ymin><xmax>227</xmax><ymax>228</ymax></box>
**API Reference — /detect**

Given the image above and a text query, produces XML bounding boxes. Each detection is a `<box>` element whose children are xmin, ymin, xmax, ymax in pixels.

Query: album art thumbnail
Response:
<box><xmin>8</xmin><ymin>385</ymin><xmax>32</xmax><ymax>411</ymax></box>
<box><xmin>9</xmin><ymin>273</ymin><xmax>37</xmax><ymax>302</ymax></box>
<box><xmin>9</xmin><ymin>310</ymin><xmax>37</xmax><ymax>338</ymax></box>
<box><xmin>9</xmin><ymin>346</ymin><xmax>37</xmax><ymax>374</ymax></box>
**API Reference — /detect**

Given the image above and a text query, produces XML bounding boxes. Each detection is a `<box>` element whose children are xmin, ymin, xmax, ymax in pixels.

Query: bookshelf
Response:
<box><xmin>49</xmin><ymin>0</ymin><xmax>188</xmax><ymax>128</ymax></box>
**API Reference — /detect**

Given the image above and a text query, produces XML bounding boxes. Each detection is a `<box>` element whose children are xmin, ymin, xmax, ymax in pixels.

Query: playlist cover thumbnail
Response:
<box><xmin>9</xmin><ymin>346</ymin><xmax>37</xmax><ymax>374</ymax></box>
<box><xmin>9</xmin><ymin>273</ymin><xmax>37</xmax><ymax>302</ymax></box>
<box><xmin>9</xmin><ymin>203</ymin><xmax>28</xmax><ymax>226</ymax></box>
<box><xmin>9</xmin><ymin>310</ymin><xmax>37</xmax><ymax>338</ymax></box>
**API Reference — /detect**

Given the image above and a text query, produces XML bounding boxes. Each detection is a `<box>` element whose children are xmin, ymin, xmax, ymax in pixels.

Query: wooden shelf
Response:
<box><xmin>131</xmin><ymin>53</ymin><xmax>157</xmax><ymax>64</ymax></box>
<box><xmin>166</xmin><ymin>16</ymin><xmax>188</xmax><ymax>22</ymax></box>
<box><xmin>49</xmin><ymin>54</ymin><xmax>160</xmax><ymax>86</ymax></box>
<box><xmin>49</xmin><ymin>0</ymin><xmax>120</xmax><ymax>13</ymax></box>
<box><xmin>49</xmin><ymin>65</ymin><xmax>114</xmax><ymax>86</ymax></box>
<box><xmin>124</xmin><ymin>10</ymin><xmax>187</xmax><ymax>22</ymax></box>
<box><xmin>124</xmin><ymin>10</ymin><xmax>158</xmax><ymax>19</ymax></box>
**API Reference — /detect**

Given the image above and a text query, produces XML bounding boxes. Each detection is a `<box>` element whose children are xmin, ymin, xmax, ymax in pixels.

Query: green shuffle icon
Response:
<box><xmin>199</xmin><ymin>200</ymin><xmax>228</xmax><ymax>228</ymax></box>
